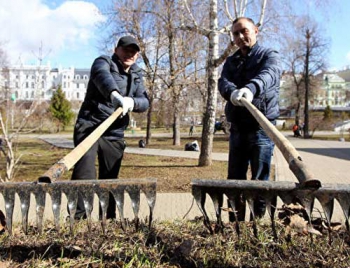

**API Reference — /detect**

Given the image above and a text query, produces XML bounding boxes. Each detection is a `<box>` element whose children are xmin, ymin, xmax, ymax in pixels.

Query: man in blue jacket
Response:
<box><xmin>218</xmin><ymin>17</ymin><xmax>281</xmax><ymax>221</ymax></box>
<box><xmin>71</xmin><ymin>35</ymin><xmax>149</xmax><ymax>219</ymax></box>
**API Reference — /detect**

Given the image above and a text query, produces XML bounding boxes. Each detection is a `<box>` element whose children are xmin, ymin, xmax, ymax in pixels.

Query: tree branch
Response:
<box><xmin>223</xmin><ymin>0</ymin><xmax>235</xmax><ymax>22</ymax></box>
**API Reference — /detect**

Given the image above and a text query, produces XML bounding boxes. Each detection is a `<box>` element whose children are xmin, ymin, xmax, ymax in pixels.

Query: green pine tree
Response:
<box><xmin>49</xmin><ymin>86</ymin><xmax>74</xmax><ymax>132</ymax></box>
<box><xmin>323</xmin><ymin>105</ymin><xmax>333</xmax><ymax>121</ymax></box>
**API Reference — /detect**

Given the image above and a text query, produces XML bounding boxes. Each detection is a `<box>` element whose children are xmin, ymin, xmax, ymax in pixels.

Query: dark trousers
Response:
<box><xmin>71</xmin><ymin>122</ymin><xmax>126</xmax><ymax>219</ymax></box>
<box><xmin>228</xmin><ymin>127</ymin><xmax>274</xmax><ymax>221</ymax></box>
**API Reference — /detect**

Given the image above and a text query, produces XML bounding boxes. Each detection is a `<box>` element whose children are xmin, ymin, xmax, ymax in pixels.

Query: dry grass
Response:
<box><xmin>6</xmin><ymin>136</ymin><xmax>229</xmax><ymax>192</ymax></box>
<box><xmin>1</xmin><ymin>219</ymin><xmax>350</xmax><ymax>267</ymax></box>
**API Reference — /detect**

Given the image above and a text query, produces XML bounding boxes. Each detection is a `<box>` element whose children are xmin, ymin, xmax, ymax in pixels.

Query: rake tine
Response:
<box><xmin>207</xmin><ymin>191</ymin><xmax>223</xmax><ymax>232</ymax></box>
<box><xmin>64</xmin><ymin>187</ymin><xmax>79</xmax><ymax>234</ymax></box>
<box><xmin>225</xmin><ymin>192</ymin><xmax>241</xmax><ymax>236</ymax></box>
<box><xmin>3</xmin><ymin>188</ymin><xmax>15</xmax><ymax>235</ymax></box>
<box><xmin>336</xmin><ymin>193</ymin><xmax>350</xmax><ymax>231</ymax></box>
<box><xmin>49</xmin><ymin>187</ymin><xmax>62</xmax><ymax>233</ymax></box>
<box><xmin>33</xmin><ymin>186</ymin><xmax>46</xmax><ymax>234</ymax></box>
<box><xmin>192</xmin><ymin>186</ymin><xmax>212</xmax><ymax>234</ymax></box>
<box><xmin>266</xmin><ymin>196</ymin><xmax>278</xmax><ymax>240</ymax></box>
<box><xmin>111</xmin><ymin>187</ymin><xmax>126</xmax><ymax>231</ymax></box>
<box><xmin>18</xmin><ymin>189</ymin><xmax>30</xmax><ymax>235</ymax></box>
<box><xmin>126</xmin><ymin>185</ymin><xmax>141</xmax><ymax>231</ymax></box>
<box><xmin>80</xmin><ymin>186</ymin><xmax>94</xmax><ymax>233</ymax></box>
<box><xmin>246</xmin><ymin>195</ymin><xmax>258</xmax><ymax>238</ymax></box>
<box><xmin>142</xmin><ymin>183</ymin><xmax>157</xmax><ymax>229</ymax></box>
<box><xmin>296</xmin><ymin>191</ymin><xmax>315</xmax><ymax>224</ymax></box>
<box><xmin>95</xmin><ymin>188</ymin><xmax>109</xmax><ymax>234</ymax></box>
<box><xmin>316</xmin><ymin>194</ymin><xmax>335</xmax><ymax>228</ymax></box>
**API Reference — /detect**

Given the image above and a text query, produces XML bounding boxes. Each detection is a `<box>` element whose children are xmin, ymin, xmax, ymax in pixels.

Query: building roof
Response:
<box><xmin>74</xmin><ymin>69</ymin><xmax>90</xmax><ymax>76</ymax></box>
<box><xmin>337</xmin><ymin>69</ymin><xmax>350</xmax><ymax>82</ymax></box>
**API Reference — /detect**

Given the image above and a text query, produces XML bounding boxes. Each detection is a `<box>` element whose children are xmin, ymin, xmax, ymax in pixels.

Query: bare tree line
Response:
<box><xmin>101</xmin><ymin>0</ymin><xmax>333</xmax><ymax>165</ymax></box>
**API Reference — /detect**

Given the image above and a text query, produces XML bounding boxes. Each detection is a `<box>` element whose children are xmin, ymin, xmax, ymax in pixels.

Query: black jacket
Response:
<box><xmin>76</xmin><ymin>54</ymin><xmax>149</xmax><ymax>139</ymax></box>
<box><xmin>218</xmin><ymin>43</ymin><xmax>281</xmax><ymax>130</ymax></box>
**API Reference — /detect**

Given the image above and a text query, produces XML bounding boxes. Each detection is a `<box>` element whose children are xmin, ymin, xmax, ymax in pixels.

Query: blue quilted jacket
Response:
<box><xmin>76</xmin><ymin>54</ymin><xmax>149</xmax><ymax>139</ymax></box>
<box><xmin>218</xmin><ymin>43</ymin><xmax>281</xmax><ymax>130</ymax></box>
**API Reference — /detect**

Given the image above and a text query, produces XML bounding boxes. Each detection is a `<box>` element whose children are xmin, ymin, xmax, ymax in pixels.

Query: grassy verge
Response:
<box><xmin>2</xmin><ymin>137</ymin><xmax>229</xmax><ymax>193</ymax></box>
<box><xmin>1</xmin><ymin>219</ymin><xmax>349</xmax><ymax>267</ymax></box>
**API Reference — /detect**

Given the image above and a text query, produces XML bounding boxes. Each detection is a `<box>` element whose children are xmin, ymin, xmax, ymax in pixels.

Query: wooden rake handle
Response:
<box><xmin>38</xmin><ymin>107</ymin><xmax>123</xmax><ymax>183</ymax></box>
<box><xmin>240</xmin><ymin>98</ymin><xmax>321</xmax><ymax>189</ymax></box>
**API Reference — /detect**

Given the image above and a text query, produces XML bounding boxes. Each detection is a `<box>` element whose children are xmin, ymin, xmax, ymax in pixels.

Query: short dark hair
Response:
<box><xmin>232</xmin><ymin>17</ymin><xmax>256</xmax><ymax>27</ymax></box>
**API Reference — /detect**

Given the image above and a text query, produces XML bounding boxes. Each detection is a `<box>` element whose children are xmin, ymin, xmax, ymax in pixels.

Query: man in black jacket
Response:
<box><xmin>71</xmin><ymin>36</ymin><xmax>149</xmax><ymax>219</ymax></box>
<box><xmin>218</xmin><ymin>17</ymin><xmax>281</xmax><ymax>221</ymax></box>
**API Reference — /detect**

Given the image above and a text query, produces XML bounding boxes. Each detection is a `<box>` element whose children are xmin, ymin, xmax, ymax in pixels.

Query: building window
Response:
<box><xmin>77</xmin><ymin>92</ymin><xmax>79</xmax><ymax>99</ymax></box>
<box><xmin>42</xmin><ymin>81</ymin><xmax>45</xmax><ymax>88</ymax></box>
<box><xmin>84</xmin><ymin>75</ymin><xmax>88</xmax><ymax>80</ymax></box>
<box><xmin>31</xmin><ymin>82</ymin><xmax>34</xmax><ymax>88</ymax></box>
<box><xmin>76</xmin><ymin>75</ymin><xmax>80</xmax><ymax>79</ymax></box>
<box><xmin>26</xmin><ymin>91</ymin><xmax>29</xmax><ymax>98</ymax></box>
<box><xmin>26</xmin><ymin>82</ymin><xmax>29</xmax><ymax>88</ymax></box>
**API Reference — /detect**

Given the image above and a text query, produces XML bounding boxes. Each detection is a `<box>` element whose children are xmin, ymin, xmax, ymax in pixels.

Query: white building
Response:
<box><xmin>0</xmin><ymin>63</ymin><xmax>89</xmax><ymax>102</ymax></box>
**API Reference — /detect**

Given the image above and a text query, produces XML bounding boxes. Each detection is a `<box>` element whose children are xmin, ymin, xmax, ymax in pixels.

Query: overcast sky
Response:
<box><xmin>1</xmin><ymin>0</ymin><xmax>350</xmax><ymax>71</ymax></box>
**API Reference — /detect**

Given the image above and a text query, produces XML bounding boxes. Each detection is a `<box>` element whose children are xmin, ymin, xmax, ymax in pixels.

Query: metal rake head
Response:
<box><xmin>191</xmin><ymin>179</ymin><xmax>350</xmax><ymax>237</ymax></box>
<box><xmin>0</xmin><ymin>178</ymin><xmax>157</xmax><ymax>235</ymax></box>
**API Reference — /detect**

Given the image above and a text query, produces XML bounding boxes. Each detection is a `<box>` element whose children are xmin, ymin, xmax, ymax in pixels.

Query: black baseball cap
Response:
<box><xmin>117</xmin><ymin>36</ymin><xmax>140</xmax><ymax>52</ymax></box>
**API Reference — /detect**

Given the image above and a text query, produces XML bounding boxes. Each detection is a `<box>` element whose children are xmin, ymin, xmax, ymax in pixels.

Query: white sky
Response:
<box><xmin>0</xmin><ymin>0</ymin><xmax>106</xmax><ymax>68</ymax></box>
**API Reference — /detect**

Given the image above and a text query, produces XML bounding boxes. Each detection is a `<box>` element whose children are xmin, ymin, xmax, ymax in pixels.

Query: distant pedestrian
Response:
<box><xmin>189</xmin><ymin>124</ymin><xmax>194</xmax><ymax>136</ymax></box>
<box><xmin>293</xmin><ymin>124</ymin><xmax>301</xmax><ymax>137</ymax></box>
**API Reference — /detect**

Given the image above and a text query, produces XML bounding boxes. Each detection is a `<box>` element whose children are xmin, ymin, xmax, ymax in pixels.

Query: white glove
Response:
<box><xmin>230</xmin><ymin>87</ymin><xmax>253</xmax><ymax>106</ymax></box>
<box><xmin>111</xmin><ymin>91</ymin><xmax>124</xmax><ymax>108</ymax></box>
<box><xmin>122</xmin><ymin>97</ymin><xmax>134</xmax><ymax>116</ymax></box>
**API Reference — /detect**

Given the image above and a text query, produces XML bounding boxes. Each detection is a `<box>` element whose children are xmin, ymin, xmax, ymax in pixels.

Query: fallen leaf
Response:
<box><xmin>289</xmin><ymin>214</ymin><xmax>308</xmax><ymax>235</ymax></box>
<box><xmin>221</xmin><ymin>207</ymin><xmax>234</xmax><ymax>213</ymax></box>
<box><xmin>307</xmin><ymin>226</ymin><xmax>322</xmax><ymax>236</ymax></box>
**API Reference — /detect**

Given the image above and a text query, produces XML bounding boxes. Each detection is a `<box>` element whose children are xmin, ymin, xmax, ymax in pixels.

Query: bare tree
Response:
<box><xmin>281</xmin><ymin>17</ymin><xmax>328</xmax><ymax>137</ymax></box>
<box><xmin>0</xmin><ymin>45</ymin><xmax>50</xmax><ymax>181</ymax></box>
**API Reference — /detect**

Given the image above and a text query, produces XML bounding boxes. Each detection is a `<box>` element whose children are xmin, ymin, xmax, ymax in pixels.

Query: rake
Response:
<box><xmin>190</xmin><ymin>98</ymin><xmax>340</xmax><ymax>236</ymax></box>
<box><xmin>0</xmin><ymin>107</ymin><xmax>157</xmax><ymax>235</ymax></box>
<box><xmin>0</xmin><ymin>178</ymin><xmax>156</xmax><ymax>235</ymax></box>
<box><xmin>192</xmin><ymin>179</ymin><xmax>350</xmax><ymax>237</ymax></box>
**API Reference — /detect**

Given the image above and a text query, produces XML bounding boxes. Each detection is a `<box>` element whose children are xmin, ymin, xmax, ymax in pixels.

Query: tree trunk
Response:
<box><xmin>303</xmin><ymin>29</ymin><xmax>310</xmax><ymax>138</ymax></box>
<box><xmin>146</xmin><ymin>97</ymin><xmax>153</xmax><ymax>145</ymax></box>
<box><xmin>173</xmin><ymin>97</ymin><xmax>181</xmax><ymax>146</ymax></box>
<box><xmin>198</xmin><ymin>0</ymin><xmax>218</xmax><ymax>166</ymax></box>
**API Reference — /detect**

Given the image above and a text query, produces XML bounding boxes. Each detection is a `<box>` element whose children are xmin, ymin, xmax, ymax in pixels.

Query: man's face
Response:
<box><xmin>232</xmin><ymin>19</ymin><xmax>258</xmax><ymax>54</ymax></box>
<box><xmin>115</xmin><ymin>45</ymin><xmax>139</xmax><ymax>68</ymax></box>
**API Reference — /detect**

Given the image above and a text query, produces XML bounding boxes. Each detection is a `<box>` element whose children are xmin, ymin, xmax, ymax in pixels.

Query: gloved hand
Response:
<box><xmin>122</xmin><ymin>97</ymin><xmax>134</xmax><ymax>116</ymax></box>
<box><xmin>111</xmin><ymin>91</ymin><xmax>124</xmax><ymax>108</ymax></box>
<box><xmin>111</xmin><ymin>91</ymin><xmax>135</xmax><ymax>116</ymax></box>
<box><xmin>230</xmin><ymin>87</ymin><xmax>253</xmax><ymax>106</ymax></box>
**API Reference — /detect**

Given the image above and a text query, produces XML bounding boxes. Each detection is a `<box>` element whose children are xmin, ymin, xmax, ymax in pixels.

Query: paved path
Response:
<box><xmin>2</xmin><ymin>133</ymin><xmax>350</xmax><ymax>225</ymax></box>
